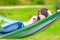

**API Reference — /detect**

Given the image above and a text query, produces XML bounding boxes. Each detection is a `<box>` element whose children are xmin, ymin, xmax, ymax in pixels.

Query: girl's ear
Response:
<box><xmin>47</xmin><ymin>10</ymin><xmax>52</xmax><ymax>15</ymax></box>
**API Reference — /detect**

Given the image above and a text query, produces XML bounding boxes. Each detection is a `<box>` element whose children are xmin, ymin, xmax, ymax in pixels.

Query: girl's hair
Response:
<box><xmin>37</xmin><ymin>8</ymin><xmax>48</xmax><ymax>20</ymax></box>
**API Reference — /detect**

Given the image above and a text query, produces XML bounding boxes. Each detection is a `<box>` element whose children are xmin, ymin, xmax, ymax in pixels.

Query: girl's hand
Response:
<box><xmin>33</xmin><ymin>18</ymin><xmax>37</xmax><ymax>22</ymax></box>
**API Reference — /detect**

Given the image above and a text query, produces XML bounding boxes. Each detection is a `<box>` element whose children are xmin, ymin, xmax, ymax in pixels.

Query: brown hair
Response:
<box><xmin>37</xmin><ymin>8</ymin><xmax>48</xmax><ymax>20</ymax></box>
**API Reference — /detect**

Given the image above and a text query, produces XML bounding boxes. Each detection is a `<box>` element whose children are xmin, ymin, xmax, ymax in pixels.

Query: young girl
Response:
<box><xmin>23</xmin><ymin>8</ymin><xmax>52</xmax><ymax>26</ymax></box>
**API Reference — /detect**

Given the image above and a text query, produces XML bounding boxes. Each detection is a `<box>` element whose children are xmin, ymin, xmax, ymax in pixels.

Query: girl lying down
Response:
<box><xmin>23</xmin><ymin>8</ymin><xmax>52</xmax><ymax>26</ymax></box>
<box><xmin>0</xmin><ymin>8</ymin><xmax>52</xmax><ymax>33</ymax></box>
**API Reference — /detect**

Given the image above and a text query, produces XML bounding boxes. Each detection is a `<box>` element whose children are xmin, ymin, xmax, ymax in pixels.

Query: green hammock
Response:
<box><xmin>0</xmin><ymin>12</ymin><xmax>60</xmax><ymax>38</ymax></box>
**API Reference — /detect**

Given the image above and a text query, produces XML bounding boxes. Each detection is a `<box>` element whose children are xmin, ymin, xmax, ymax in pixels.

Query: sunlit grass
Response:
<box><xmin>0</xmin><ymin>5</ymin><xmax>60</xmax><ymax>40</ymax></box>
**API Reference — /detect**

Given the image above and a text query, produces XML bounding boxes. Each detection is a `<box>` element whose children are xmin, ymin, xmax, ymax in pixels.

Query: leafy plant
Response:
<box><xmin>0</xmin><ymin>19</ymin><xmax>6</xmax><ymax>32</ymax></box>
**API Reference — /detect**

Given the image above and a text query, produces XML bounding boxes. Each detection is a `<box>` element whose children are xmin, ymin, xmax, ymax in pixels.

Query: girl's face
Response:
<box><xmin>39</xmin><ymin>12</ymin><xmax>45</xmax><ymax>19</ymax></box>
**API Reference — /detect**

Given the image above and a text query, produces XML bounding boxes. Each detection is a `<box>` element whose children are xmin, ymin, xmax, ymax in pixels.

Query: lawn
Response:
<box><xmin>0</xmin><ymin>5</ymin><xmax>60</xmax><ymax>40</ymax></box>
<box><xmin>0</xmin><ymin>5</ymin><xmax>55</xmax><ymax>22</ymax></box>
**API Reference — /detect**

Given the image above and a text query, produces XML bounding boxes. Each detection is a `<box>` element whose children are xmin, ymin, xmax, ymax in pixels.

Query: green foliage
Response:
<box><xmin>0</xmin><ymin>0</ymin><xmax>18</xmax><ymax>6</ymax></box>
<box><xmin>4</xmin><ymin>0</ymin><xmax>18</xmax><ymax>5</ymax></box>
<box><xmin>37</xmin><ymin>0</ymin><xmax>45</xmax><ymax>5</ymax></box>
<box><xmin>56</xmin><ymin>0</ymin><xmax>60</xmax><ymax>9</ymax></box>
<box><xmin>0</xmin><ymin>0</ymin><xmax>55</xmax><ymax>5</ymax></box>
<box><xmin>0</xmin><ymin>19</ymin><xmax>6</xmax><ymax>32</ymax></box>
<box><xmin>30</xmin><ymin>0</ymin><xmax>45</xmax><ymax>5</ymax></box>
<box><xmin>45</xmin><ymin>0</ymin><xmax>55</xmax><ymax>5</ymax></box>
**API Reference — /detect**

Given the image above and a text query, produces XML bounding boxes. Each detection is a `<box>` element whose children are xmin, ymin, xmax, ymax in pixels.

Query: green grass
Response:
<box><xmin>0</xmin><ymin>8</ymin><xmax>39</xmax><ymax>22</ymax></box>
<box><xmin>0</xmin><ymin>5</ymin><xmax>55</xmax><ymax>22</ymax></box>
<box><xmin>0</xmin><ymin>5</ymin><xmax>60</xmax><ymax>40</ymax></box>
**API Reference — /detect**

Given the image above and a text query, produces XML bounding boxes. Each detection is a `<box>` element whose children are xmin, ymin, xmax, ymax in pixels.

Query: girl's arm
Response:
<box><xmin>28</xmin><ymin>16</ymin><xmax>37</xmax><ymax>22</ymax></box>
<box><xmin>27</xmin><ymin>16</ymin><xmax>37</xmax><ymax>25</ymax></box>
<box><xmin>23</xmin><ymin>16</ymin><xmax>37</xmax><ymax>26</ymax></box>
